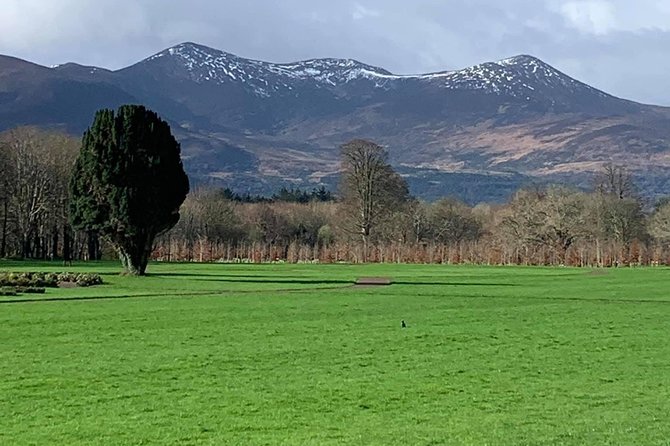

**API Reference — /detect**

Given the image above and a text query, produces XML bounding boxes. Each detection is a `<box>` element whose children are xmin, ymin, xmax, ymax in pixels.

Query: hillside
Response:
<box><xmin>1</xmin><ymin>43</ymin><xmax>670</xmax><ymax>202</ymax></box>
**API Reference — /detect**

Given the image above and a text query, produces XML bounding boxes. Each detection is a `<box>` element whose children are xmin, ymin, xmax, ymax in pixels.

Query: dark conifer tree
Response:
<box><xmin>70</xmin><ymin>105</ymin><xmax>189</xmax><ymax>275</ymax></box>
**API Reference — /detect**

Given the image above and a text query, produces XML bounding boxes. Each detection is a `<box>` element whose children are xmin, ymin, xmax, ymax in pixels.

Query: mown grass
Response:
<box><xmin>1</xmin><ymin>261</ymin><xmax>669</xmax><ymax>445</ymax></box>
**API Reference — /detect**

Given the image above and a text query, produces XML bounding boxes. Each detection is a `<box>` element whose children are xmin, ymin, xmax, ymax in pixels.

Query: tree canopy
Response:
<box><xmin>70</xmin><ymin>105</ymin><xmax>189</xmax><ymax>275</ymax></box>
<box><xmin>339</xmin><ymin>139</ymin><xmax>409</xmax><ymax>258</ymax></box>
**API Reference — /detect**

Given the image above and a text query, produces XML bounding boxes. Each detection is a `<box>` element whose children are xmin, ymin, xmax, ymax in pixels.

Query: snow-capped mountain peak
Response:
<box><xmin>498</xmin><ymin>54</ymin><xmax>541</xmax><ymax>66</ymax></box>
<box><xmin>277</xmin><ymin>58</ymin><xmax>394</xmax><ymax>84</ymax></box>
<box><xmin>400</xmin><ymin>53</ymin><xmax>609</xmax><ymax>100</ymax></box>
<box><xmin>140</xmin><ymin>42</ymin><xmax>396</xmax><ymax>95</ymax></box>
<box><xmin>134</xmin><ymin>43</ymin><xmax>611</xmax><ymax>102</ymax></box>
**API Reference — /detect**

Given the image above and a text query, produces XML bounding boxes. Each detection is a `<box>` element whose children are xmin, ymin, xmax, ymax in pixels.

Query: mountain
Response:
<box><xmin>1</xmin><ymin>42</ymin><xmax>670</xmax><ymax>202</ymax></box>
<box><xmin>0</xmin><ymin>55</ymin><xmax>137</xmax><ymax>131</ymax></box>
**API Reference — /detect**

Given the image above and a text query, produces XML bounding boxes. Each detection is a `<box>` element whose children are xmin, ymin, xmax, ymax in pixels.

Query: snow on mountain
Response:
<box><xmin>139</xmin><ymin>43</ymin><xmax>609</xmax><ymax>101</ymax></box>
<box><xmin>276</xmin><ymin>58</ymin><xmax>395</xmax><ymax>86</ymax></box>
<box><xmin>141</xmin><ymin>42</ymin><xmax>395</xmax><ymax>96</ymax></box>
<box><xmin>1</xmin><ymin>43</ymin><xmax>660</xmax><ymax>202</ymax></box>
<box><xmin>401</xmin><ymin>55</ymin><xmax>610</xmax><ymax>100</ymax></box>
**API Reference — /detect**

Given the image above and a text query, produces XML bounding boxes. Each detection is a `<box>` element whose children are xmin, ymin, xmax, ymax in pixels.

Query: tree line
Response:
<box><xmin>158</xmin><ymin>140</ymin><xmax>670</xmax><ymax>267</ymax></box>
<box><xmin>3</xmin><ymin>126</ymin><xmax>670</xmax><ymax>267</ymax></box>
<box><xmin>0</xmin><ymin>127</ymin><xmax>96</xmax><ymax>261</ymax></box>
<box><xmin>0</xmin><ymin>103</ymin><xmax>190</xmax><ymax>276</ymax></box>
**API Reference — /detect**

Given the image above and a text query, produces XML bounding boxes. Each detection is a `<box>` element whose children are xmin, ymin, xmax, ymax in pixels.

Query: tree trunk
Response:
<box><xmin>33</xmin><ymin>234</ymin><xmax>41</xmax><ymax>259</ymax></box>
<box><xmin>117</xmin><ymin>247</ymin><xmax>149</xmax><ymax>275</ymax></box>
<box><xmin>0</xmin><ymin>198</ymin><xmax>7</xmax><ymax>258</ymax></box>
<box><xmin>21</xmin><ymin>235</ymin><xmax>30</xmax><ymax>259</ymax></box>
<box><xmin>51</xmin><ymin>227</ymin><xmax>59</xmax><ymax>260</ymax></box>
<box><xmin>87</xmin><ymin>231</ymin><xmax>100</xmax><ymax>261</ymax></box>
<box><xmin>362</xmin><ymin>233</ymin><xmax>369</xmax><ymax>263</ymax></box>
<box><xmin>115</xmin><ymin>234</ymin><xmax>154</xmax><ymax>276</ymax></box>
<box><xmin>62</xmin><ymin>224</ymin><xmax>71</xmax><ymax>265</ymax></box>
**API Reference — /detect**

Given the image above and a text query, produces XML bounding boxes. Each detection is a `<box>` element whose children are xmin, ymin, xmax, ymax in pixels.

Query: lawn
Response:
<box><xmin>1</xmin><ymin>261</ymin><xmax>669</xmax><ymax>445</ymax></box>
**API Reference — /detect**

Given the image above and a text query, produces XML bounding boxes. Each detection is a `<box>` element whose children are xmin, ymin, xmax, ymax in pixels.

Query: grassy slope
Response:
<box><xmin>1</xmin><ymin>261</ymin><xmax>669</xmax><ymax>445</ymax></box>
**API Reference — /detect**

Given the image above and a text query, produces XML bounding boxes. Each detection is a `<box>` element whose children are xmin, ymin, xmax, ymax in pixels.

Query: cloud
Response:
<box><xmin>552</xmin><ymin>0</ymin><xmax>670</xmax><ymax>34</ymax></box>
<box><xmin>352</xmin><ymin>3</ymin><xmax>381</xmax><ymax>21</ymax></box>
<box><xmin>0</xmin><ymin>0</ymin><xmax>669</xmax><ymax>104</ymax></box>
<box><xmin>558</xmin><ymin>1</ymin><xmax>617</xmax><ymax>35</ymax></box>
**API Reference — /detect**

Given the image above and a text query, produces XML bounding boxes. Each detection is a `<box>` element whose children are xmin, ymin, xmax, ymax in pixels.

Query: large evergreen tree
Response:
<box><xmin>70</xmin><ymin>105</ymin><xmax>189</xmax><ymax>275</ymax></box>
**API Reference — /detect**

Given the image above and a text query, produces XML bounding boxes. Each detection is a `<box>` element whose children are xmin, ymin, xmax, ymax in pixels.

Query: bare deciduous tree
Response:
<box><xmin>0</xmin><ymin>127</ymin><xmax>79</xmax><ymax>258</ymax></box>
<box><xmin>0</xmin><ymin>141</ymin><xmax>14</xmax><ymax>257</ymax></box>
<box><xmin>339</xmin><ymin>139</ymin><xmax>409</xmax><ymax>259</ymax></box>
<box><xmin>429</xmin><ymin>198</ymin><xmax>483</xmax><ymax>245</ymax></box>
<box><xmin>501</xmin><ymin>187</ymin><xmax>587</xmax><ymax>263</ymax></box>
<box><xmin>649</xmin><ymin>202</ymin><xmax>670</xmax><ymax>245</ymax></box>
<box><xmin>595</xmin><ymin>163</ymin><xmax>636</xmax><ymax>199</ymax></box>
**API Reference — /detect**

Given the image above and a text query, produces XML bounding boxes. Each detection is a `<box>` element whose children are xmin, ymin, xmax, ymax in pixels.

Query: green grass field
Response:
<box><xmin>1</xmin><ymin>261</ymin><xmax>669</xmax><ymax>445</ymax></box>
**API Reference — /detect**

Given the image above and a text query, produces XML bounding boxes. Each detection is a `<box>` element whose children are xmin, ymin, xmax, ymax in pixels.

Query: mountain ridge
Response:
<box><xmin>1</xmin><ymin>43</ymin><xmax>669</xmax><ymax>202</ymax></box>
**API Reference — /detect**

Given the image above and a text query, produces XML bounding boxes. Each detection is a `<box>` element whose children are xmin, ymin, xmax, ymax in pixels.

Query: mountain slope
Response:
<box><xmin>0</xmin><ymin>55</ymin><xmax>140</xmax><ymax>132</ymax></box>
<box><xmin>0</xmin><ymin>43</ymin><xmax>669</xmax><ymax>202</ymax></box>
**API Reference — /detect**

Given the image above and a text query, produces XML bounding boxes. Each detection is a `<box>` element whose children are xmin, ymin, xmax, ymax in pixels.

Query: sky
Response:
<box><xmin>1</xmin><ymin>0</ymin><xmax>669</xmax><ymax>105</ymax></box>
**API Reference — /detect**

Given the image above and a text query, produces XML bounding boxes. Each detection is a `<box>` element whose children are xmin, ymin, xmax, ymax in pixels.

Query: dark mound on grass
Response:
<box><xmin>355</xmin><ymin>277</ymin><xmax>393</xmax><ymax>287</ymax></box>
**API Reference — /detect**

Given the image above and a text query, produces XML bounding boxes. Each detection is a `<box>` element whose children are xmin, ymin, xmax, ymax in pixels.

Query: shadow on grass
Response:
<box><xmin>0</xmin><ymin>280</ymin><xmax>521</xmax><ymax>305</ymax></box>
<box><xmin>392</xmin><ymin>281</ymin><xmax>518</xmax><ymax>286</ymax></box>
<box><xmin>3</xmin><ymin>286</ymin><xmax>670</xmax><ymax>306</ymax></box>
<box><xmin>0</xmin><ymin>283</ymin><xmax>354</xmax><ymax>305</ymax></box>
<box><xmin>161</xmin><ymin>277</ymin><xmax>355</xmax><ymax>285</ymax></box>
<box><xmin>152</xmin><ymin>273</ymin><xmax>520</xmax><ymax>287</ymax></box>
<box><xmin>0</xmin><ymin>279</ymin><xmax>517</xmax><ymax>305</ymax></box>
<box><xmin>151</xmin><ymin>272</ymin><xmax>348</xmax><ymax>280</ymax></box>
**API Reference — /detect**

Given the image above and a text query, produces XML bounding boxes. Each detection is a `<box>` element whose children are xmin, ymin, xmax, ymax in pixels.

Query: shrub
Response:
<box><xmin>56</xmin><ymin>273</ymin><xmax>103</xmax><ymax>287</ymax></box>
<box><xmin>0</xmin><ymin>272</ymin><xmax>103</xmax><ymax>288</ymax></box>
<box><xmin>15</xmin><ymin>287</ymin><xmax>46</xmax><ymax>294</ymax></box>
<box><xmin>0</xmin><ymin>287</ymin><xmax>17</xmax><ymax>296</ymax></box>
<box><xmin>0</xmin><ymin>272</ymin><xmax>56</xmax><ymax>287</ymax></box>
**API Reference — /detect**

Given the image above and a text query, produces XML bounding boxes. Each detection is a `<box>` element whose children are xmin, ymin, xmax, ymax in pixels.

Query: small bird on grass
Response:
<box><xmin>401</xmin><ymin>320</ymin><xmax>407</xmax><ymax>328</ymax></box>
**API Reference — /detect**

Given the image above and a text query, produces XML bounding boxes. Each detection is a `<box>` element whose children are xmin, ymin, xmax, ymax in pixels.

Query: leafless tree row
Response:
<box><xmin>155</xmin><ymin>183</ymin><xmax>668</xmax><ymax>266</ymax></box>
<box><xmin>156</xmin><ymin>141</ymin><xmax>670</xmax><ymax>266</ymax></box>
<box><xmin>3</xmin><ymin>131</ymin><xmax>670</xmax><ymax>266</ymax></box>
<box><xmin>0</xmin><ymin>127</ymin><xmax>99</xmax><ymax>260</ymax></box>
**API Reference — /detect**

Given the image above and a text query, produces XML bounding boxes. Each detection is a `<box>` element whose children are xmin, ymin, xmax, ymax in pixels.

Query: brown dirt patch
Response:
<box><xmin>355</xmin><ymin>277</ymin><xmax>393</xmax><ymax>286</ymax></box>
